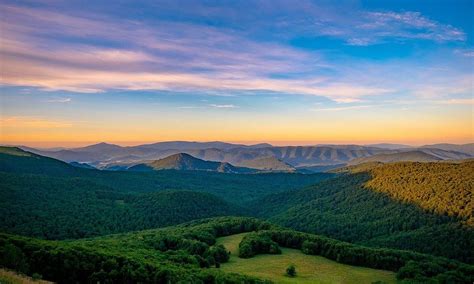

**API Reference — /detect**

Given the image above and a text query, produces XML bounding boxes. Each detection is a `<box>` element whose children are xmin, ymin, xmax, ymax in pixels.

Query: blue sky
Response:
<box><xmin>0</xmin><ymin>0</ymin><xmax>473</xmax><ymax>146</ymax></box>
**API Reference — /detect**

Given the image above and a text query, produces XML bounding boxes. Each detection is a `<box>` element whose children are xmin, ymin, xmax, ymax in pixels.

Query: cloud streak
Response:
<box><xmin>209</xmin><ymin>104</ymin><xmax>237</xmax><ymax>108</ymax></box>
<box><xmin>353</xmin><ymin>11</ymin><xmax>466</xmax><ymax>44</ymax></box>
<box><xmin>312</xmin><ymin>105</ymin><xmax>373</xmax><ymax>112</ymax></box>
<box><xmin>46</xmin><ymin>98</ymin><xmax>72</xmax><ymax>103</ymax></box>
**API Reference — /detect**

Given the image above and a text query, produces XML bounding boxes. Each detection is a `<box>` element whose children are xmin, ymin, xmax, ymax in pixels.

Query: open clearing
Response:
<box><xmin>216</xmin><ymin>233</ymin><xmax>398</xmax><ymax>284</ymax></box>
<box><xmin>0</xmin><ymin>269</ymin><xmax>52</xmax><ymax>284</ymax></box>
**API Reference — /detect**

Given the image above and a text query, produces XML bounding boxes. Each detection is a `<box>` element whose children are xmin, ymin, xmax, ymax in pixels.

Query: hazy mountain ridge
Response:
<box><xmin>235</xmin><ymin>156</ymin><xmax>296</xmax><ymax>172</ymax></box>
<box><xmin>421</xmin><ymin>143</ymin><xmax>474</xmax><ymax>156</ymax></box>
<box><xmin>19</xmin><ymin>141</ymin><xmax>473</xmax><ymax>172</ymax></box>
<box><xmin>69</xmin><ymin>161</ymin><xmax>96</xmax><ymax>169</ymax></box>
<box><xmin>348</xmin><ymin>150</ymin><xmax>442</xmax><ymax>165</ymax></box>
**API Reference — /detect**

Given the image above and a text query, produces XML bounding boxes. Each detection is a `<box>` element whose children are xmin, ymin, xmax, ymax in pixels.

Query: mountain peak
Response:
<box><xmin>76</xmin><ymin>142</ymin><xmax>123</xmax><ymax>151</ymax></box>
<box><xmin>128</xmin><ymin>153</ymin><xmax>255</xmax><ymax>173</ymax></box>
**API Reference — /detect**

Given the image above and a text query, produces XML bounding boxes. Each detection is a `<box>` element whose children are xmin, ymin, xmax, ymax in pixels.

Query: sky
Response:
<box><xmin>0</xmin><ymin>0</ymin><xmax>473</xmax><ymax>147</ymax></box>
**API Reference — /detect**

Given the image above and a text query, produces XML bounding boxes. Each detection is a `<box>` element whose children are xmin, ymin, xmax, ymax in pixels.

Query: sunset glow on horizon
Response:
<box><xmin>1</xmin><ymin>0</ymin><xmax>473</xmax><ymax>147</ymax></box>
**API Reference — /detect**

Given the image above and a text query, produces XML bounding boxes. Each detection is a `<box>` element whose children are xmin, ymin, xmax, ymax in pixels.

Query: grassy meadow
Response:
<box><xmin>216</xmin><ymin>233</ymin><xmax>398</xmax><ymax>284</ymax></box>
<box><xmin>0</xmin><ymin>269</ymin><xmax>52</xmax><ymax>284</ymax></box>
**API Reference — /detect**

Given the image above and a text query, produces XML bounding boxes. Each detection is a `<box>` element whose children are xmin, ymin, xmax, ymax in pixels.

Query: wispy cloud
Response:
<box><xmin>177</xmin><ymin>106</ymin><xmax>203</xmax><ymax>109</ymax></box>
<box><xmin>312</xmin><ymin>105</ymin><xmax>373</xmax><ymax>112</ymax></box>
<box><xmin>46</xmin><ymin>98</ymin><xmax>72</xmax><ymax>103</ymax></box>
<box><xmin>434</xmin><ymin>99</ymin><xmax>474</xmax><ymax>105</ymax></box>
<box><xmin>354</xmin><ymin>11</ymin><xmax>465</xmax><ymax>44</ymax></box>
<box><xmin>332</xmin><ymin>98</ymin><xmax>362</xmax><ymax>103</ymax></box>
<box><xmin>314</xmin><ymin>10</ymin><xmax>466</xmax><ymax>45</ymax></box>
<box><xmin>455</xmin><ymin>49</ymin><xmax>474</xmax><ymax>57</ymax></box>
<box><xmin>209</xmin><ymin>104</ymin><xmax>237</xmax><ymax>108</ymax></box>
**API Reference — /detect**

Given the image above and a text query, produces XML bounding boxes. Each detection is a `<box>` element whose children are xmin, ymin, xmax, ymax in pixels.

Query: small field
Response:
<box><xmin>216</xmin><ymin>233</ymin><xmax>398</xmax><ymax>284</ymax></box>
<box><xmin>0</xmin><ymin>269</ymin><xmax>52</xmax><ymax>284</ymax></box>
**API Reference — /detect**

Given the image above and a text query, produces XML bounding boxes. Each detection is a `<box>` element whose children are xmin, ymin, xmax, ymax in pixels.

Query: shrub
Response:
<box><xmin>286</xmin><ymin>264</ymin><xmax>296</xmax><ymax>277</ymax></box>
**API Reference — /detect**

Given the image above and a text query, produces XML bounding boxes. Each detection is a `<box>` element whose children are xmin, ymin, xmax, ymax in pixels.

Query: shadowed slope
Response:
<box><xmin>252</xmin><ymin>161</ymin><xmax>474</xmax><ymax>263</ymax></box>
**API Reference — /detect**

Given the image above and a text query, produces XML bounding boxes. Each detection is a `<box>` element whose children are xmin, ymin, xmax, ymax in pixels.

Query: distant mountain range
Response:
<box><xmin>17</xmin><ymin>141</ymin><xmax>474</xmax><ymax>172</ymax></box>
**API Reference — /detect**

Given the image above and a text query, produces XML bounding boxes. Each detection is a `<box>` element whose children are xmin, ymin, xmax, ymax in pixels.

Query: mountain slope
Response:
<box><xmin>348</xmin><ymin>150</ymin><xmax>442</xmax><ymax>165</ymax></box>
<box><xmin>366</xmin><ymin>143</ymin><xmax>412</xmax><ymax>149</ymax></box>
<box><xmin>421</xmin><ymin>143</ymin><xmax>474</xmax><ymax>156</ymax></box>
<box><xmin>127</xmin><ymin>191</ymin><xmax>244</xmax><ymax>229</ymax></box>
<box><xmin>415</xmin><ymin>147</ymin><xmax>472</xmax><ymax>160</ymax></box>
<box><xmin>0</xmin><ymin>171</ymin><xmax>244</xmax><ymax>239</ymax></box>
<box><xmin>69</xmin><ymin>161</ymin><xmax>96</xmax><ymax>169</ymax></box>
<box><xmin>252</xmin><ymin>161</ymin><xmax>474</xmax><ymax>263</ymax></box>
<box><xmin>72</xmin><ymin>142</ymin><xmax>123</xmax><ymax>152</ymax></box>
<box><xmin>0</xmin><ymin>147</ymin><xmax>80</xmax><ymax>176</ymax></box>
<box><xmin>128</xmin><ymin>153</ymin><xmax>255</xmax><ymax>173</ymax></box>
<box><xmin>236</xmin><ymin>156</ymin><xmax>296</xmax><ymax>172</ymax></box>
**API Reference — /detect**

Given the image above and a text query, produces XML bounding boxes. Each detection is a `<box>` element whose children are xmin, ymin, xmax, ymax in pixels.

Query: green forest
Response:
<box><xmin>0</xmin><ymin>147</ymin><xmax>328</xmax><ymax>239</ymax></box>
<box><xmin>252</xmin><ymin>162</ymin><xmax>474</xmax><ymax>263</ymax></box>
<box><xmin>1</xmin><ymin>217</ymin><xmax>473</xmax><ymax>283</ymax></box>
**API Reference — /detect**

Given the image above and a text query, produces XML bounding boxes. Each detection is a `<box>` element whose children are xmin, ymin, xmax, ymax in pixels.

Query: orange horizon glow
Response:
<box><xmin>2</xmin><ymin>137</ymin><xmax>473</xmax><ymax>148</ymax></box>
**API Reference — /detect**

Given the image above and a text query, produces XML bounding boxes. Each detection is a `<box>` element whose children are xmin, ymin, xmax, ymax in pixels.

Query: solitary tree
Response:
<box><xmin>286</xmin><ymin>264</ymin><xmax>296</xmax><ymax>277</ymax></box>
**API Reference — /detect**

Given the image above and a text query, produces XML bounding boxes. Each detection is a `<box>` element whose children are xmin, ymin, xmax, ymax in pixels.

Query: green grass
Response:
<box><xmin>216</xmin><ymin>233</ymin><xmax>398</xmax><ymax>284</ymax></box>
<box><xmin>0</xmin><ymin>268</ymin><xmax>52</xmax><ymax>284</ymax></box>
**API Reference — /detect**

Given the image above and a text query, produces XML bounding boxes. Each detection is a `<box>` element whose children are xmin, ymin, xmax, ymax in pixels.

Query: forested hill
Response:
<box><xmin>1</xmin><ymin>173</ymin><xmax>245</xmax><ymax>239</ymax></box>
<box><xmin>0</xmin><ymin>147</ymin><xmax>81</xmax><ymax>176</ymax></box>
<box><xmin>348</xmin><ymin>150</ymin><xmax>442</xmax><ymax>165</ymax></box>
<box><xmin>128</xmin><ymin>153</ymin><xmax>256</xmax><ymax>173</ymax></box>
<box><xmin>339</xmin><ymin>161</ymin><xmax>474</xmax><ymax>222</ymax></box>
<box><xmin>252</xmin><ymin>161</ymin><xmax>474</xmax><ymax>263</ymax></box>
<box><xmin>1</xmin><ymin>217</ymin><xmax>473</xmax><ymax>283</ymax></box>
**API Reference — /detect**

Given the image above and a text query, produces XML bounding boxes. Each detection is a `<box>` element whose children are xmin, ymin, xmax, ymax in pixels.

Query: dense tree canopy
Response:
<box><xmin>0</xmin><ymin>147</ymin><xmax>328</xmax><ymax>239</ymax></box>
<box><xmin>1</xmin><ymin>217</ymin><xmax>472</xmax><ymax>283</ymax></box>
<box><xmin>253</xmin><ymin>162</ymin><xmax>474</xmax><ymax>263</ymax></box>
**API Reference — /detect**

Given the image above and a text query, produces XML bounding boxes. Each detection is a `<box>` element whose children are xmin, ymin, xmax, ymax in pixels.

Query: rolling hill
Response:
<box><xmin>365</xmin><ymin>143</ymin><xmax>412</xmax><ymax>149</ymax></box>
<box><xmin>252</xmin><ymin>161</ymin><xmax>474</xmax><ymax>263</ymax></box>
<box><xmin>348</xmin><ymin>150</ymin><xmax>442</xmax><ymax>165</ymax></box>
<box><xmin>421</xmin><ymin>143</ymin><xmax>474</xmax><ymax>156</ymax></box>
<box><xmin>1</xmin><ymin>217</ymin><xmax>472</xmax><ymax>283</ymax></box>
<box><xmin>0</xmin><ymin>146</ymin><xmax>80</xmax><ymax>176</ymax></box>
<box><xmin>69</xmin><ymin>161</ymin><xmax>96</xmax><ymax>169</ymax></box>
<box><xmin>233</xmin><ymin>156</ymin><xmax>296</xmax><ymax>172</ymax></box>
<box><xmin>128</xmin><ymin>153</ymin><xmax>256</xmax><ymax>173</ymax></box>
<box><xmin>0</xmin><ymin>168</ymin><xmax>243</xmax><ymax>239</ymax></box>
